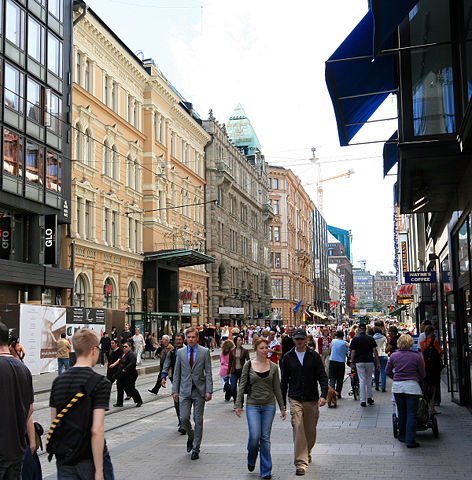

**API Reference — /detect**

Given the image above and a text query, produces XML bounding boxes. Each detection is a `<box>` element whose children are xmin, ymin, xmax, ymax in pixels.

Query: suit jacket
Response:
<box><xmin>117</xmin><ymin>351</ymin><xmax>138</xmax><ymax>380</ymax></box>
<box><xmin>172</xmin><ymin>345</ymin><xmax>213</xmax><ymax>398</ymax></box>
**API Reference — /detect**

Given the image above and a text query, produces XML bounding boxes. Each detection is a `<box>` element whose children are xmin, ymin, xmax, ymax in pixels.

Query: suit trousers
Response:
<box><xmin>179</xmin><ymin>387</ymin><xmax>206</xmax><ymax>453</ymax></box>
<box><xmin>289</xmin><ymin>399</ymin><xmax>320</xmax><ymax>470</ymax></box>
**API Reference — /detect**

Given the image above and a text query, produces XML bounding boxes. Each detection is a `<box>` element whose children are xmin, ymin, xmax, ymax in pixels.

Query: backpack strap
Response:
<box><xmin>46</xmin><ymin>373</ymin><xmax>102</xmax><ymax>459</ymax></box>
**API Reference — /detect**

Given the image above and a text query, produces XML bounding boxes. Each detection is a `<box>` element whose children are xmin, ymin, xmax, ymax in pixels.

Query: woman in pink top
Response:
<box><xmin>219</xmin><ymin>339</ymin><xmax>234</xmax><ymax>388</ymax></box>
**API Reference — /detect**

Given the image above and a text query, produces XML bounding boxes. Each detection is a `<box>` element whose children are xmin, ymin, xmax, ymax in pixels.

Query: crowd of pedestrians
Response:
<box><xmin>0</xmin><ymin>316</ymin><xmax>445</xmax><ymax>480</ymax></box>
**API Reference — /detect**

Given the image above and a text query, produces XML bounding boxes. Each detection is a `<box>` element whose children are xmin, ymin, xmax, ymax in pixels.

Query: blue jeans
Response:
<box><xmin>246</xmin><ymin>405</ymin><xmax>275</xmax><ymax>477</ymax></box>
<box><xmin>57</xmin><ymin>453</ymin><xmax>114</xmax><ymax>480</ymax></box>
<box><xmin>230</xmin><ymin>369</ymin><xmax>242</xmax><ymax>402</ymax></box>
<box><xmin>58</xmin><ymin>358</ymin><xmax>70</xmax><ymax>375</ymax></box>
<box><xmin>374</xmin><ymin>356</ymin><xmax>388</xmax><ymax>390</ymax></box>
<box><xmin>394</xmin><ymin>393</ymin><xmax>419</xmax><ymax>445</ymax></box>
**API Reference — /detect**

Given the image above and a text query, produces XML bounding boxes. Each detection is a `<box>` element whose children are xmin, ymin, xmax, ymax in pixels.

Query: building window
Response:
<box><xmin>272</xmin><ymin>279</ymin><xmax>283</xmax><ymax>299</ymax></box>
<box><xmin>111</xmin><ymin>211</ymin><xmax>117</xmax><ymax>247</ymax></box>
<box><xmin>4</xmin><ymin>63</ymin><xmax>24</xmax><ymax>113</ymax></box>
<box><xmin>25</xmin><ymin>141</ymin><xmax>43</xmax><ymax>185</ymax></box>
<box><xmin>3</xmin><ymin>129</ymin><xmax>23</xmax><ymax>178</ymax></box>
<box><xmin>46</xmin><ymin>151</ymin><xmax>61</xmax><ymax>192</ymax></box>
<box><xmin>272</xmin><ymin>178</ymin><xmax>278</xmax><ymax>189</ymax></box>
<box><xmin>76</xmin><ymin>51</ymin><xmax>81</xmax><ymax>85</ymax></box>
<box><xmin>28</xmin><ymin>16</ymin><xmax>44</xmax><ymax>64</ymax></box>
<box><xmin>84</xmin><ymin>130</ymin><xmax>91</xmax><ymax>166</ymax></box>
<box><xmin>273</xmin><ymin>199</ymin><xmax>279</xmax><ymax>215</ymax></box>
<box><xmin>48</xmin><ymin>0</ymin><xmax>64</xmax><ymax>21</ymax></box>
<box><xmin>104</xmin><ymin>207</ymin><xmax>109</xmax><ymax>243</ymax></box>
<box><xmin>47</xmin><ymin>32</ymin><xmax>62</xmax><ymax>78</ymax></box>
<box><xmin>6</xmin><ymin>0</ymin><xmax>25</xmax><ymax>50</ymax></box>
<box><xmin>103</xmin><ymin>277</ymin><xmax>114</xmax><ymax>308</ymax></box>
<box><xmin>74</xmin><ymin>274</ymin><xmax>87</xmax><ymax>307</ymax></box>
<box><xmin>217</xmin><ymin>186</ymin><xmax>224</xmax><ymax>206</ymax></box>
<box><xmin>85</xmin><ymin>200</ymin><xmax>91</xmax><ymax>239</ymax></box>
<box><xmin>128</xmin><ymin>282</ymin><xmax>137</xmax><ymax>311</ymax></box>
<box><xmin>112</xmin><ymin>146</ymin><xmax>119</xmax><ymax>180</ymax></box>
<box><xmin>84</xmin><ymin>60</ymin><xmax>90</xmax><ymax>91</ymax></box>
<box><xmin>274</xmin><ymin>252</ymin><xmax>281</xmax><ymax>268</ymax></box>
<box><xmin>26</xmin><ymin>78</ymin><xmax>41</xmax><ymax>123</ymax></box>
<box><xmin>274</xmin><ymin>226</ymin><xmax>280</xmax><ymax>242</ymax></box>
<box><xmin>46</xmin><ymin>90</ymin><xmax>62</xmax><ymax>135</ymax></box>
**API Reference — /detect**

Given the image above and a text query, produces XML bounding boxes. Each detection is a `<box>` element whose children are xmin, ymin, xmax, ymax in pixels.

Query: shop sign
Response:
<box><xmin>66</xmin><ymin>307</ymin><xmax>106</xmax><ymax>325</ymax></box>
<box><xmin>191</xmin><ymin>304</ymin><xmax>200</xmax><ymax>314</ymax></box>
<box><xmin>218</xmin><ymin>307</ymin><xmax>245</xmax><ymax>315</ymax></box>
<box><xmin>180</xmin><ymin>290</ymin><xmax>193</xmax><ymax>301</ymax></box>
<box><xmin>397</xmin><ymin>296</ymin><xmax>413</xmax><ymax>304</ymax></box>
<box><xmin>44</xmin><ymin>214</ymin><xmax>57</xmax><ymax>265</ymax></box>
<box><xmin>405</xmin><ymin>271</ymin><xmax>437</xmax><ymax>283</ymax></box>
<box><xmin>398</xmin><ymin>284</ymin><xmax>414</xmax><ymax>296</ymax></box>
<box><xmin>0</xmin><ymin>216</ymin><xmax>11</xmax><ymax>260</ymax></box>
<box><xmin>401</xmin><ymin>242</ymin><xmax>408</xmax><ymax>274</ymax></box>
<box><xmin>182</xmin><ymin>304</ymin><xmax>191</xmax><ymax>314</ymax></box>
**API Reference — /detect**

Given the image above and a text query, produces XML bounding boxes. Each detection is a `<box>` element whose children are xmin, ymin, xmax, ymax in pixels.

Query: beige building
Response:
<box><xmin>268</xmin><ymin>166</ymin><xmax>314</xmax><ymax>324</ymax></box>
<box><xmin>70</xmin><ymin>6</ymin><xmax>211</xmax><ymax>326</ymax></box>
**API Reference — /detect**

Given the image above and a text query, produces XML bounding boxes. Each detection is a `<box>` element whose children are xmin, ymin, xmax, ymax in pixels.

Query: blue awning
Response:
<box><xmin>325</xmin><ymin>10</ymin><xmax>395</xmax><ymax>146</ymax></box>
<box><xmin>370</xmin><ymin>0</ymin><xmax>420</xmax><ymax>54</ymax></box>
<box><xmin>383</xmin><ymin>131</ymin><xmax>398</xmax><ymax>177</ymax></box>
<box><xmin>326</xmin><ymin>1</ymin><xmax>419</xmax><ymax>146</ymax></box>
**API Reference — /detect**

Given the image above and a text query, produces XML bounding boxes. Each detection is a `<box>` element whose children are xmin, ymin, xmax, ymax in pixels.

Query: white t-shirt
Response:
<box><xmin>295</xmin><ymin>350</ymin><xmax>305</xmax><ymax>365</ymax></box>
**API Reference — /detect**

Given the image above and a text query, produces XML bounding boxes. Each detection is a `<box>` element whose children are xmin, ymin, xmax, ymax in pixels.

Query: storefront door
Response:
<box><xmin>446</xmin><ymin>293</ymin><xmax>460</xmax><ymax>401</ymax></box>
<box><xmin>460</xmin><ymin>287</ymin><xmax>472</xmax><ymax>406</ymax></box>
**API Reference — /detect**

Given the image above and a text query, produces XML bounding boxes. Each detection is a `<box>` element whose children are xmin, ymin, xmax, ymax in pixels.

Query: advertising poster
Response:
<box><xmin>20</xmin><ymin>305</ymin><xmax>66</xmax><ymax>375</ymax></box>
<box><xmin>65</xmin><ymin>307</ymin><xmax>106</xmax><ymax>352</ymax></box>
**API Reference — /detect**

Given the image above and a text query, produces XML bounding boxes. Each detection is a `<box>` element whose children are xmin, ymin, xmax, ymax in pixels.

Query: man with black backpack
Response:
<box><xmin>48</xmin><ymin>328</ymin><xmax>114</xmax><ymax>479</ymax></box>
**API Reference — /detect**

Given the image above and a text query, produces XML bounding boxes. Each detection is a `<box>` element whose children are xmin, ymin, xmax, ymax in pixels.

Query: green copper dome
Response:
<box><xmin>226</xmin><ymin>104</ymin><xmax>262</xmax><ymax>154</ymax></box>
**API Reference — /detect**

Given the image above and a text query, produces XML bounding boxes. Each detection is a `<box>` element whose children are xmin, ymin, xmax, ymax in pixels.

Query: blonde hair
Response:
<box><xmin>72</xmin><ymin>328</ymin><xmax>99</xmax><ymax>357</ymax></box>
<box><xmin>253</xmin><ymin>337</ymin><xmax>268</xmax><ymax>351</ymax></box>
<box><xmin>397</xmin><ymin>334</ymin><xmax>414</xmax><ymax>350</ymax></box>
<box><xmin>185</xmin><ymin>327</ymin><xmax>198</xmax><ymax>337</ymax></box>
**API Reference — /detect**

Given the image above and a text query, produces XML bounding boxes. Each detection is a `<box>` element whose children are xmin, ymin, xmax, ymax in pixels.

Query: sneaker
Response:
<box><xmin>367</xmin><ymin>398</ymin><xmax>375</xmax><ymax>405</ymax></box>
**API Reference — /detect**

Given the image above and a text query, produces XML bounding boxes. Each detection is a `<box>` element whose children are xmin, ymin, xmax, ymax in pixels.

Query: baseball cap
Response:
<box><xmin>293</xmin><ymin>328</ymin><xmax>307</xmax><ymax>339</ymax></box>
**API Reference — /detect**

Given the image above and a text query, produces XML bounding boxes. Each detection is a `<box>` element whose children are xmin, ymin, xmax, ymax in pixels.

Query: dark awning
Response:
<box><xmin>370</xmin><ymin>0</ymin><xmax>420</xmax><ymax>54</ymax></box>
<box><xmin>383</xmin><ymin>131</ymin><xmax>398</xmax><ymax>177</ymax></box>
<box><xmin>144</xmin><ymin>249</ymin><xmax>215</xmax><ymax>268</ymax></box>
<box><xmin>325</xmin><ymin>10</ymin><xmax>396</xmax><ymax>146</ymax></box>
<box><xmin>389</xmin><ymin>304</ymin><xmax>407</xmax><ymax>316</ymax></box>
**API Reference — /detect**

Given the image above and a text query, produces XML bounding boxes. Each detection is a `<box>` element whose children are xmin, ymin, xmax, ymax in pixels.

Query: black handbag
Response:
<box><xmin>244</xmin><ymin>361</ymin><xmax>252</xmax><ymax>396</ymax></box>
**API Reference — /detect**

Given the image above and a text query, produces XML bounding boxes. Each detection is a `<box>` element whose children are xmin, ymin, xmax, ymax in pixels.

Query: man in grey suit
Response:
<box><xmin>172</xmin><ymin>326</ymin><xmax>213</xmax><ymax>460</ymax></box>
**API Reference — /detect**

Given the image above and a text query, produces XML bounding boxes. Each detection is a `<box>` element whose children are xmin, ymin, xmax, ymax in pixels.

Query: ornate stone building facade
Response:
<box><xmin>70</xmin><ymin>7</ymin><xmax>211</xmax><ymax>324</ymax></box>
<box><xmin>203</xmin><ymin>107</ymin><xmax>272</xmax><ymax>325</ymax></box>
<box><xmin>268</xmin><ymin>166</ymin><xmax>314</xmax><ymax>324</ymax></box>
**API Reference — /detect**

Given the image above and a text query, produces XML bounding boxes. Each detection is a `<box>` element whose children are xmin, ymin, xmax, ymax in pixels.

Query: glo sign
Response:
<box><xmin>0</xmin><ymin>217</ymin><xmax>11</xmax><ymax>260</ymax></box>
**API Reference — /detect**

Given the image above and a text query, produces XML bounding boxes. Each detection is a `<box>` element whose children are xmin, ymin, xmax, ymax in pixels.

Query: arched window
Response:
<box><xmin>112</xmin><ymin>145</ymin><xmax>119</xmax><ymax>180</ymax></box>
<box><xmin>84</xmin><ymin>130</ymin><xmax>91</xmax><ymax>166</ymax></box>
<box><xmin>84</xmin><ymin>60</ymin><xmax>90</xmax><ymax>91</ymax></box>
<box><xmin>128</xmin><ymin>282</ymin><xmax>138</xmax><ymax>312</ymax></box>
<box><xmin>103</xmin><ymin>277</ymin><xmax>114</xmax><ymax>309</ymax></box>
<box><xmin>74</xmin><ymin>274</ymin><xmax>87</xmax><ymax>307</ymax></box>
<box><xmin>103</xmin><ymin>141</ymin><xmax>111</xmax><ymax>176</ymax></box>
<box><xmin>127</xmin><ymin>155</ymin><xmax>135</xmax><ymax>189</ymax></box>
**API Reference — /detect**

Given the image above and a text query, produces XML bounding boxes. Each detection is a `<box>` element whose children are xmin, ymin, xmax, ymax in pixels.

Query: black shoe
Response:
<box><xmin>148</xmin><ymin>389</ymin><xmax>157</xmax><ymax>395</ymax></box>
<box><xmin>375</xmin><ymin>387</ymin><xmax>379</xmax><ymax>391</ymax></box>
<box><xmin>247</xmin><ymin>464</ymin><xmax>255</xmax><ymax>472</ymax></box>
<box><xmin>382</xmin><ymin>388</ymin><xmax>386</xmax><ymax>392</ymax></box>
<box><xmin>407</xmin><ymin>442</ymin><xmax>420</xmax><ymax>448</ymax></box>
<box><xmin>296</xmin><ymin>468</ymin><xmax>305</xmax><ymax>476</ymax></box>
<box><xmin>360</xmin><ymin>402</ymin><xmax>366</xmax><ymax>407</ymax></box>
<box><xmin>263</xmin><ymin>476</ymin><xmax>272</xmax><ymax>479</ymax></box>
<box><xmin>367</xmin><ymin>398</ymin><xmax>375</xmax><ymax>405</ymax></box>
<box><xmin>186</xmin><ymin>438</ymin><xmax>194</xmax><ymax>452</ymax></box>
<box><xmin>113</xmin><ymin>403</ymin><xmax>123</xmax><ymax>407</ymax></box>
<box><xmin>125</xmin><ymin>396</ymin><xmax>131</xmax><ymax>401</ymax></box>
<box><xmin>191</xmin><ymin>451</ymin><xmax>199</xmax><ymax>460</ymax></box>
<box><xmin>135</xmin><ymin>402</ymin><xmax>143</xmax><ymax>407</ymax></box>
<box><xmin>178</xmin><ymin>427</ymin><xmax>187</xmax><ymax>435</ymax></box>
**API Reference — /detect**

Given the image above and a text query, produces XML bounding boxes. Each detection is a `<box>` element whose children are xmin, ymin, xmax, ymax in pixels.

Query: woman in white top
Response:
<box><xmin>373</xmin><ymin>326</ymin><xmax>388</xmax><ymax>392</ymax></box>
<box><xmin>133</xmin><ymin>328</ymin><xmax>145</xmax><ymax>365</ymax></box>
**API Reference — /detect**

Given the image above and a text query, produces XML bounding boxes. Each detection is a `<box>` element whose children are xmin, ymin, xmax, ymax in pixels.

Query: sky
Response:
<box><xmin>86</xmin><ymin>0</ymin><xmax>398</xmax><ymax>274</ymax></box>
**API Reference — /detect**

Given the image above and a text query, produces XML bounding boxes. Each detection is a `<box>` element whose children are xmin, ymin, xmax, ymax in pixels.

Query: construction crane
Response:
<box><xmin>305</xmin><ymin>148</ymin><xmax>354</xmax><ymax>213</ymax></box>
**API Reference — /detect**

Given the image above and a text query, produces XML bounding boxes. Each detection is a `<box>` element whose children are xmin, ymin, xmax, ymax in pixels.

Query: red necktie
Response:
<box><xmin>189</xmin><ymin>347</ymin><xmax>194</xmax><ymax>368</ymax></box>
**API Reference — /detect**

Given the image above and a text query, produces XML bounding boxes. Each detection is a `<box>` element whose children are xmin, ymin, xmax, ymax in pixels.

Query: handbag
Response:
<box><xmin>244</xmin><ymin>361</ymin><xmax>252</xmax><ymax>396</ymax></box>
<box><xmin>223</xmin><ymin>376</ymin><xmax>232</xmax><ymax>401</ymax></box>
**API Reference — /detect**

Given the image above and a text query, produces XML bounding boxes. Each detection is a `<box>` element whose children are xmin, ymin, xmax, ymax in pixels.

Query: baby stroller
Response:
<box><xmin>392</xmin><ymin>390</ymin><xmax>439</xmax><ymax>439</ymax></box>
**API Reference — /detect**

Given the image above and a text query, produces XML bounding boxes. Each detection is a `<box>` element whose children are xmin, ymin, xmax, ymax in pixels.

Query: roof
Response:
<box><xmin>226</xmin><ymin>104</ymin><xmax>262</xmax><ymax>153</ymax></box>
<box><xmin>143</xmin><ymin>249</ymin><xmax>215</xmax><ymax>268</ymax></box>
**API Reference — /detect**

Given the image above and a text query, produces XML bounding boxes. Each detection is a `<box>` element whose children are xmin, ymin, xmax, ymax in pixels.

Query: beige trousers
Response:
<box><xmin>289</xmin><ymin>399</ymin><xmax>320</xmax><ymax>469</ymax></box>
<box><xmin>321</xmin><ymin>350</ymin><xmax>330</xmax><ymax>374</ymax></box>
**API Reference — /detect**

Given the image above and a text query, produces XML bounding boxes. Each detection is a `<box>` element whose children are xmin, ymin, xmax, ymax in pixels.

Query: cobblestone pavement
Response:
<box><xmin>36</xmin><ymin>361</ymin><xmax>472</xmax><ymax>480</ymax></box>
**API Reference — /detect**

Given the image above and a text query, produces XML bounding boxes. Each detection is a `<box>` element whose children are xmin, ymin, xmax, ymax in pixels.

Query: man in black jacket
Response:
<box><xmin>281</xmin><ymin>328</ymin><xmax>328</xmax><ymax>477</ymax></box>
<box><xmin>113</xmin><ymin>341</ymin><xmax>142</xmax><ymax>407</ymax></box>
<box><xmin>161</xmin><ymin>333</ymin><xmax>186</xmax><ymax>433</ymax></box>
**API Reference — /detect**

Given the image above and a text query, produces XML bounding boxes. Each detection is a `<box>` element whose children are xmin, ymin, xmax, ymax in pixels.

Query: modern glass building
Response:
<box><xmin>0</xmin><ymin>0</ymin><xmax>73</xmax><ymax>304</ymax></box>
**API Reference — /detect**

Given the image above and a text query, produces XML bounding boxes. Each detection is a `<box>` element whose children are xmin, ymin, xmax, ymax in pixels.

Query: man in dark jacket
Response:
<box><xmin>281</xmin><ymin>328</ymin><xmax>328</xmax><ymax>477</ymax></box>
<box><xmin>113</xmin><ymin>341</ymin><xmax>142</xmax><ymax>407</ymax></box>
<box><xmin>161</xmin><ymin>333</ymin><xmax>186</xmax><ymax>433</ymax></box>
